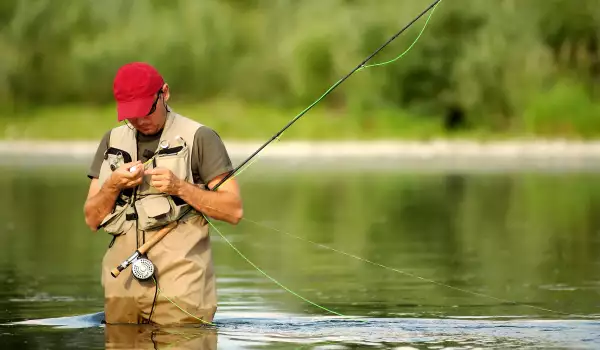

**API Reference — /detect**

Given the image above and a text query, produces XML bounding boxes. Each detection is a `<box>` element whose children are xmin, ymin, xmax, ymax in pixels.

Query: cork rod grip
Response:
<box><xmin>137</xmin><ymin>222</ymin><xmax>177</xmax><ymax>255</ymax></box>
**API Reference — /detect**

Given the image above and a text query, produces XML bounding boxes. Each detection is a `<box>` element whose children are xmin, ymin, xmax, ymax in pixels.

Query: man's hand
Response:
<box><xmin>108</xmin><ymin>161</ymin><xmax>144</xmax><ymax>190</ymax></box>
<box><xmin>175</xmin><ymin>171</ymin><xmax>243</xmax><ymax>225</ymax></box>
<box><xmin>146</xmin><ymin>167</ymin><xmax>183</xmax><ymax>195</ymax></box>
<box><xmin>83</xmin><ymin>161</ymin><xmax>142</xmax><ymax>232</ymax></box>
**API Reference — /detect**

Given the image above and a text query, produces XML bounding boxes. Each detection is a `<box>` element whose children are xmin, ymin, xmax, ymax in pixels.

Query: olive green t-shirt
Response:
<box><xmin>87</xmin><ymin>126</ymin><xmax>234</xmax><ymax>186</ymax></box>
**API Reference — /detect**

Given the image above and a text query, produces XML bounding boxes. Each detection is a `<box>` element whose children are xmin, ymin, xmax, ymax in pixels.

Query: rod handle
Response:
<box><xmin>138</xmin><ymin>222</ymin><xmax>177</xmax><ymax>255</ymax></box>
<box><xmin>111</xmin><ymin>266</ymin><xmax>123</xmax><ymax>278</ymax></box>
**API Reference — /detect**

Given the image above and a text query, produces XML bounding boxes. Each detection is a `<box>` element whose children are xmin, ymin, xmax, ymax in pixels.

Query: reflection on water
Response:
<box><xmin>105</xmin><ymin>324</ymin><xmax>218</xmax><ymax>350</ymax></box>
<box><xmin>0</xmin><ymin>160</ymin><xmax>599</xmax><ymax>349</ymax></box>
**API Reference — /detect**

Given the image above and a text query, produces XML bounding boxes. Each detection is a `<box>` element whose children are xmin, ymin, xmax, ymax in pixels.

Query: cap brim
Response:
<box><xmin>117</xmin><ymin>96</ymin><xmax>156</xmax><ymax>121</ymax></box>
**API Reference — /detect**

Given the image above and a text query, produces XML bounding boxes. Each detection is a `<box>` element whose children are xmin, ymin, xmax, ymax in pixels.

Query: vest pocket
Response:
<box><xmin>98</xmin><ymin>147</ymin><xmax>133</xmax><ymax>186</ymax></box>
<box><xmin>154</xmin><ymin>145</ymin><xmax>189</xmax><ymax>183</ymax></box>
<box><xmin>134</xmin><ymin>195</ymin><xmax>174</xmax><ymax>231</ymax></box>
<box><xmin>99</xmin><ymin>204</ymin><xmax>133</xmax><ymax>236</ymax></box>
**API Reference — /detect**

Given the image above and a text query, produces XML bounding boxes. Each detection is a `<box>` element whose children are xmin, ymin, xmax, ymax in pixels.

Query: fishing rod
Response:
<box><xmin>210</xmin><ymin>0</ymin><xmax>443</xmax><ymax>191</ymax></box>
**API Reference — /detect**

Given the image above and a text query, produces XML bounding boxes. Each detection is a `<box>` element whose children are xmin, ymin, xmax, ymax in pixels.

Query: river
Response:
<box><xmin>0</xmin><ymin>154</ymin><xmax>598</xmax><ymax>349</ymax></box>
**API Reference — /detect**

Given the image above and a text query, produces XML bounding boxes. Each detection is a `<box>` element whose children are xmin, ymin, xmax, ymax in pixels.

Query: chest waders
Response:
<box><xmin>97</xmin><ymin>112</ymin><xmax>218</xmax><ymax>325</ymax></box>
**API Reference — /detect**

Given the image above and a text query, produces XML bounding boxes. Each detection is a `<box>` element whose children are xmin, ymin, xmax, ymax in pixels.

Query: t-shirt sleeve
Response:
<box><xmin>87</xmin><ymin>131</ymin><xmax>111</xmax><ymax>179</ymax></box>
<box><xmin>192</xmin><ymin>126</ymin><xmax>234</xmax><ymax>185</ymax></box>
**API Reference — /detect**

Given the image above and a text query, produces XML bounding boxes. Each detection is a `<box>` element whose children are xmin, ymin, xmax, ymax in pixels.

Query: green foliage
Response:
<box><xmin>523</xmin><ymin>78</ymin><xmax>600</xmax><ymax>137</ymax></box>
<box><xmin>0</xmin><ymin>0</ymin><xmax>600</xmax><ymax>137</ymax></box>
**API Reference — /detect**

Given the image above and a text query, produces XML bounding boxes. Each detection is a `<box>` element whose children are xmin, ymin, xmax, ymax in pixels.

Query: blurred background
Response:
<box><xmin>0</xmin><ymin>0</ymin><xmax>599</xmax><ymax>140</ymax></box>
<box><xmin>1</xmin><ymin>1</ymin><xmax>600</xmax><ymax>349</ymax></box>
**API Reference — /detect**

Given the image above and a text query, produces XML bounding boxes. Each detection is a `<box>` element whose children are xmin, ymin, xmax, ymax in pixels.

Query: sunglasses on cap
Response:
<box><xmin>123</xmin><ymin>88</ymin><xmax>164</xmax><ymax>130</ymax></box>
<box><xmin>146</xmin><ymin>88</ymin><xmax>164</xmax><ymax>116</ymax></box>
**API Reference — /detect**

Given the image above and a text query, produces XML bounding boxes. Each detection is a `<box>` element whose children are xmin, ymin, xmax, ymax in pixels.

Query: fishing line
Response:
<box><xmin>236</xmin><ymin>217</ymin><xmax>576</xmax><ymax>317</ymax></box>
<box><xmin>150</xmin><ymin>0</ymin><xmax>443</xmax><ymax>321</ymax></box>
<box><xmin>197</xmin><ymin>197</ymin><xmax>581</xmax><ymax>318</ymax></box>
<box><xmin>206</xmin><ymin>219</ymin><xmax>351</xmax><ymax>318</ymax></box>
<box><xmin>152</xmin><ymin>276</ymin><xmax>216</xmax><ymax>326</ymax></box>
<box><xmin>357</xmin><ymin>0</ymin><xmax>439</xmax><ymax>71</ymax></box>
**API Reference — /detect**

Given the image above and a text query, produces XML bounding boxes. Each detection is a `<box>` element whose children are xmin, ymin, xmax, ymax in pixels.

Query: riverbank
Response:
<box><xmin>4</xmin><ymin>97</ymin><xmax>600</xmax><ymax>142</ymax></box>
<box><xmin>3</xmin><ymin>139</ymin><xmax>600</xmax><ymax>172</ymax></box>
<box><xmin>2</xmin><ymin>138</ymin><xmax>600</xmax><ymax>157</ymax></box>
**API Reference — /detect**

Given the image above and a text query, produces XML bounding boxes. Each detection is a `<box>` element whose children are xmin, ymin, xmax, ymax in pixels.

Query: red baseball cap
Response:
<box><xmin>113</xmin><ymin>62</ymin><xmax>165</xmax><ymax>121</ymax></box>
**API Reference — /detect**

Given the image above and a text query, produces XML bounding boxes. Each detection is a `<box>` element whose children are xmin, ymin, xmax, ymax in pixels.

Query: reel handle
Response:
<box><xmin>110</xmin><ymin>222</ymin><xmax>177</xmax><ymax>278</ymax></box>
<box><xmin>111</xmin><ymin>265</ymin><xmax>125</xmax><ymax>278</ymax></box>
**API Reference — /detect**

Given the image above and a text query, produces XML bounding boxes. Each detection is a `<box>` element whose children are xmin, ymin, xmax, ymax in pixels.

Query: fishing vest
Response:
<box><xmin>96</xmin><ymin>111</ymin><xmax>204</xmax><ymax>236</ymax></box>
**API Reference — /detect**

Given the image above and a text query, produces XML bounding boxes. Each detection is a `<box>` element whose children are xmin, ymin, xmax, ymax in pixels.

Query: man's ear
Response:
<box><xmin>162</xmin><ymin>83</ymin><xmax>170</xmax><ymax>102</ymax></box>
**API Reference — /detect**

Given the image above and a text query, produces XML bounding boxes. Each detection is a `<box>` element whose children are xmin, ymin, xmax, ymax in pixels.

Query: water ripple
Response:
<box><xmin>5</xmin><ymin>312</ymin><xmax>598</xmax><ymax>349</ymax></box>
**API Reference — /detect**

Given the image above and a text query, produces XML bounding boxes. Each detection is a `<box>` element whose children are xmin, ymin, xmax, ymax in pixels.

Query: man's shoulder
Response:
<box><xmin>194</xmin><ymin>125</ymin><xmax>220</xmax><ymax>138</ymax></box>
<box><xmin>172</xmin><ymin>112</ymin><xmax>203</xmax><ymax>129</ymax></box>
<box><xmin>98</xmin><ymin>129</ymin><xmax>112</xmax><ymax>147</ymax></box>
<box><xmin>170</xmin><ymin>112</ymin><xmax>223</xmax><ymax>143</ymax></box>
<box><xmin>98</xmin><ymin>124</ymin><xmax>132</xmax><ymax>143</ymax></box>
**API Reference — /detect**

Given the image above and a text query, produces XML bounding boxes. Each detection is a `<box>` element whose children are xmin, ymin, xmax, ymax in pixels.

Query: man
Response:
<box><xmin>83</xmin><ymin>62</ymin><xmax>243</xmax><ymax>325</ymax></box>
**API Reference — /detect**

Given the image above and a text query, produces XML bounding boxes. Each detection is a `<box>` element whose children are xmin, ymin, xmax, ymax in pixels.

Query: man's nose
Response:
<box><xmin>134</xmin><ymin>118</ymin><xmax>150</xmax><ymax>126</ymax></box>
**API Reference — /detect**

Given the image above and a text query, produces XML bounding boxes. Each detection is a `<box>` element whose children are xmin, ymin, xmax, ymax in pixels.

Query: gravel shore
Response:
<box><xmin>2</xmin><ymin>139</ymin><xmax>600</xmax><ymax>171</ymax></box>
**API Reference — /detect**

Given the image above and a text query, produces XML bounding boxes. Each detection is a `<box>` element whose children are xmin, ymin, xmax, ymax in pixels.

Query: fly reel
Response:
<box><xmin>111</xmin><ymin>222</ymin><xmax>176</xmax><ymax>280</ymax></box>
<box><xmin>131</xmin><ymin>257</ymin><xmax>155</xmax><ymax>281</ymax></box>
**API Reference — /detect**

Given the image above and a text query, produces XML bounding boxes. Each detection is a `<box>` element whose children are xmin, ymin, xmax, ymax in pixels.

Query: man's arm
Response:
<box><xmin>83</xmin><ymin>178</ymin><xmax>121</xmax><ymax>231</ymax></box>
<box><xmin>147</xmin><ymin>168</ymin><xmax>243</xmax><ymax>225</ymax></box>
<box><xmin>149</xmin><ymin>126</ymin><xmax>243</xmax><ymax>225</ymax></box>
<box><xmin>83</xmin><ymin>161</ymin><xmax>144</xmax><ymax>231</ymax></box>
<box><xmin>181</xmin><ymin>172</ymin><xmax>243</xmax><ymax>224</ymax></box>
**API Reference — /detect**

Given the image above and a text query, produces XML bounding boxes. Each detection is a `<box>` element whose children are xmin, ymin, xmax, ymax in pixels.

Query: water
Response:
<box><xmin>0</xmin><ymin>158</ymin><xmax>599</xmax><ymax>349</ymax></box>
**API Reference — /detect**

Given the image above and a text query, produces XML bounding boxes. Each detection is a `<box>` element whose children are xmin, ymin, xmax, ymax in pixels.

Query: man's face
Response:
<box><xmin>127</xmin><ymin>86</ymin><xmax>169</xmax><ymax>135</ymax></box>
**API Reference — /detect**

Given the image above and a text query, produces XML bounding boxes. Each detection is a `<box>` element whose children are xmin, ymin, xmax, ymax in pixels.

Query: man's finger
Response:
<box><xmin>152</xmin><ymin>180</ymin><xmax>166</xmax><ymax>188</ymax></box>
<box><xmin>125</xmin><ymin>177</ymin><xmax>143</xmax><ymax>186</ymax></box>
<box><xmin>146</xmin><ymin>167</ymin><xmax>167</xmax><ymax>175</ymax></box>
<box><xmin>133</xmin><ymin>167</ymin><xmax>145</xmax><ymax>178</ymax></box>
<box><xmin>119</xmin><ymin>170</ymin><xmax>137</xmax><ymax>179</ymax></box>
<box><xmin>150</xmin><ymin>174</ymin><xmax>167</xmax><ymax>181</ymax></box>
<box><xmin>128</xmin><ymin>162</ymin><xmax>144</xmax><ymax>174</ymax></box>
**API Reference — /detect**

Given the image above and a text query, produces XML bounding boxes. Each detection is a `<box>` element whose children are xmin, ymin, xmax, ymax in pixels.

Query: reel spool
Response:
<box><xmin>131</xmin><ymin>257</ymin><xmax>155</xmax><ymax>281</ymax></box>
